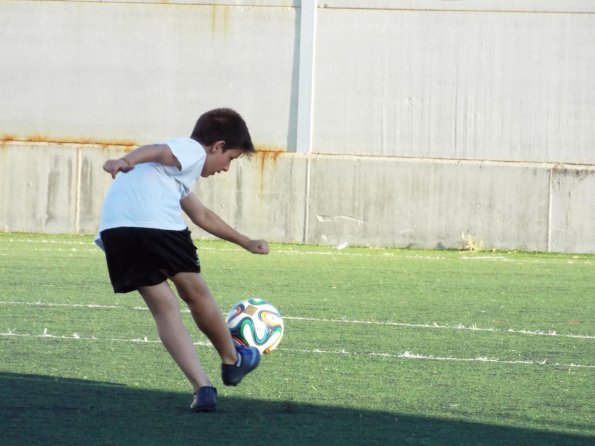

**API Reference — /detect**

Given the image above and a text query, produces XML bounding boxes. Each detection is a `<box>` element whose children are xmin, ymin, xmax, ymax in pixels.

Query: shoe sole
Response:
<box><xmin>192</xmin><ymin>405</ymin><xmax>216</xmax><ymax>413</ymax></box>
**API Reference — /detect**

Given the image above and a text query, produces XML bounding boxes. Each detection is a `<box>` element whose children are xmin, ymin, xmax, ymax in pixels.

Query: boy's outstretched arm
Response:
<box><xmin>103</xmin><ymin>144</ymin><xmax>180</xmax><ymax>178</ymax></box>
<box><xmin>181</xmin><ymin>192</ymin><xmax>269</xmax><ymax>255</ymax></box>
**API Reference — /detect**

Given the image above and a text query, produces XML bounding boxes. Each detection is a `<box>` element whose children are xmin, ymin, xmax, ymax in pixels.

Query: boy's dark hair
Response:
<box><xmin>191</xmin><ymin>108</ymin><xmax>255</xmax><ymax>155</ymax></box>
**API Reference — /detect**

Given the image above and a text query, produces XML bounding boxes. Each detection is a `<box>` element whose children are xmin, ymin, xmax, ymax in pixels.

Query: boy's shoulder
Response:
<box><xmin>161</xmin><ymin>136</ymin><xmax>199</xmax><ymax>147</ymax></box>
<box><xmin>160</xmin><ymin>137</ymin><xmax>205</xmax><ymax>171</ymax></box>
<box><xmin>161</xmin><ymin>137</ymin><xmax>203</xmax><ymax>156</ymax></box>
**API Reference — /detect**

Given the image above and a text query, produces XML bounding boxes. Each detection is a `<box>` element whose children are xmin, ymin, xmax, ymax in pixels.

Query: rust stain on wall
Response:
<box><xmin>0</xmin><ymin>134</ymin><xmax>16</xmax><ymax>148</ymax></box>
<box><xmin>254</xmin><ymin>147</ymin><xmax>284</xmax><ymax>192</ymax></box>
<box><xmin>255</xmin><ymin>148</ymin><xmax>284</xmax><ymax>174</ymax></box>
<box><xmin>0</xmin><ymin>134</ymin><xmax>137</xmax><ymax>150</ymax></box>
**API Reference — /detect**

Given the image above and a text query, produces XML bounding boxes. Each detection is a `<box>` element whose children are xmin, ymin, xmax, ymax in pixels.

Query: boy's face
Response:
<box><xmin>201</xmin><ymin>145</ymin><xmax>243</xmax><ymax>177</ymax></box>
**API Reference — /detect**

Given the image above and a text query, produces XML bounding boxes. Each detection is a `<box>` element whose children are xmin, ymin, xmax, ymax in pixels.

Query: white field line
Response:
<box><xmin>283</xmin><ymin>316</ymin><xmax>595</xmax><ymax>340</ymax></box>
<box><xmin>1</xmin><ymin>300</ymin><xmax>594</xmax><ymax>341</ymax></box>
<box><xmin>0</xmin><ymin>328</ymin><xmax>210</xmax><ymax>347</ymax></box>
<box><xmin>0</xmin><ymin>328</ymin><xmax>593</xmax><ymax>369</ymax></box>
<box><xmin>0</xmin><ymin>300</ymin><xmax>593</xmax><ymax>341</ymax></box>
<box><xmin>286</xmin><ymin>347</ymin><xmax>595</xmax><ymax>369</ymax></box>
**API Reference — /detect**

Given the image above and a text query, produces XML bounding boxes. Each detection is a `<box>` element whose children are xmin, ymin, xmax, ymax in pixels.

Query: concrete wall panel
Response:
<box><xmin>2</xmin><ymin>143</ymin><xmax>308</xmax><ymax>242</ymax></box>
<box><xmin>0</xmin><ymin>0</ymin><xmax>298</xmax><ymax>150</ymax></box>
<box><xmin>306</xmin><ymin>156</ymin><xmax>550</xmax><ymax>251</ymax></box>
<box><xmin>0</xmin><ymin>144</ymin><xmax>77</xmax><ymax>233</ymax></box>
<box><xmin>550</xmin><ymin>167</ymin><xmax>595</xmax><ymax>254</ymax></box>
<box><xmin>314</xmin><ymin>8</ymin><xmax>595</xmax><ymax>164</ymax></box>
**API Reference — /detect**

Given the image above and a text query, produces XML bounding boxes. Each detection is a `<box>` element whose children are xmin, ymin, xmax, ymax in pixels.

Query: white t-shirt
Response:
<box><xmin>95</xmin><ymin>137</ymin><xmax>205</xmax><ymax>247</ymax></box>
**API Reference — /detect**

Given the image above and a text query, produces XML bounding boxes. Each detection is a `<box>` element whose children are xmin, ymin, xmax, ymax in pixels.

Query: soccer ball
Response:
<box><xmin>226</xmin><ymin>298</ymin><xmax>284</xmax><ymax>354</ymax></box>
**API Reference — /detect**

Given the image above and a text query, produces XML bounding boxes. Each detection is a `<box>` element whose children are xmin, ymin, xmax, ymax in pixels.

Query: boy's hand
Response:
<box><xmin>245</xmin><ymin>239</ymin><xmax>269</xmax><ymax>255</ymax></box>
<box><xmin>103</xmin><ymin>158</ymin><xmax>134</xmax><ymax>179</ymax></box>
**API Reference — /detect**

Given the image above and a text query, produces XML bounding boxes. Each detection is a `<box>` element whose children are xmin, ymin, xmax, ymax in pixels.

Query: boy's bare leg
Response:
<box><xmin>138</xmin><ymin>282</ymin><xmax>211</xmax><ymax>392</ymax></box>
<box><xmin>171</xmin><ymin>272</ymin><xmax>237</xmax><ymax>365</ymax></box>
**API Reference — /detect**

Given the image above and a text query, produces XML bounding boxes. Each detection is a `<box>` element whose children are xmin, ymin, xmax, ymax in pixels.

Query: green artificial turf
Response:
<box><xmin>0</xmin><ymin>233</ymin><xmax>593</xmax><ymax>445</ymax></box>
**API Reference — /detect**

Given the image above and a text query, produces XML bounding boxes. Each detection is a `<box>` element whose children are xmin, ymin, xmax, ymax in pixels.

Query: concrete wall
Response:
<box><xmin>1</xmin><ymin>0</ymin><xmax>594</xmax><ymax>253</ymax></box>
<box><xmin>314</xmin><ymin>3</ymin><xmax>595</xmax><ymax>164</ymax></box>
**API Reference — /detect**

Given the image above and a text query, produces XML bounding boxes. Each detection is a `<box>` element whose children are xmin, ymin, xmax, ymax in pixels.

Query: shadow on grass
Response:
<box><xmin>0</xmin><ymin>372</ymin><xmax>591</xmax><ymax>446</ymax></box>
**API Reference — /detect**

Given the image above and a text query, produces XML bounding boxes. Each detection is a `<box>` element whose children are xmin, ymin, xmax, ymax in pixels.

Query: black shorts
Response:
<box><xmin>100</xmin><ymin>227</ymin><xmax>200</xmax><ymax>293</ymax></box>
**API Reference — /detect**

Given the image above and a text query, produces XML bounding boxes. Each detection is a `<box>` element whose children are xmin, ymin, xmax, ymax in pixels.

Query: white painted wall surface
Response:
<box><xmin>314</xmin><ymin>5</ymin><xmax>595</xmax><ymax>163</ymax></box>
<box><xmin>1</xmin><ymin>0</ymin><xmax>593</xmax><ymax>252</ymax></box>
<box><xmin>0</xmin><ymin>0</ymin><xmax>298</xmax><ymax>149</ymax></box>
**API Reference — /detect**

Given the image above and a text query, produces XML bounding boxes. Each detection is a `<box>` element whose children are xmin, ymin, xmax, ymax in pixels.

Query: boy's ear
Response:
<box><xmin>211</xmin><ymin>140</ymin><xmax>226</xmax><ymax>153</ymax></box>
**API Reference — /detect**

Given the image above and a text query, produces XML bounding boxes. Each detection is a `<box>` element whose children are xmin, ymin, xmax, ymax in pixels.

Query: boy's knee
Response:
<box><xmin>172</xmin><ymin>273</ymin><xmax>211</xmax><ymax>303</ymax></box>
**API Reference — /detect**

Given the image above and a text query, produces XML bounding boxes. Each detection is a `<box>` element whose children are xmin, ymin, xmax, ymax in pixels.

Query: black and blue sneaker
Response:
<box><xmin>191</xmin><ymin>386</ymin><xmax>217</xmax><ymax>412</ymax></box>
<box><xmin>221</xmin><ymin>346</ymin><xmax>261</xmax><ymax>386</ymax></box>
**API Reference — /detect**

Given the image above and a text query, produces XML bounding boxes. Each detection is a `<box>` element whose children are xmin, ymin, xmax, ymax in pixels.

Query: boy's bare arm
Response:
<box><xmin>181</xmin><ymin>192</ymin><xmax>269</xmax><ymax>255</ymax></box>
<box><xmin>103</xmin><ymin>144</ymin><xmax>180</xmax><ymax>179</ymax></box>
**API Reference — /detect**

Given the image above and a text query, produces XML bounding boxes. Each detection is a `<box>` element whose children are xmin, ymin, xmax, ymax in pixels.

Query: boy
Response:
<box><xmin>96</xmin><ymin>108</ymin><xmax>268</xmax><ymax>412</ymax></box>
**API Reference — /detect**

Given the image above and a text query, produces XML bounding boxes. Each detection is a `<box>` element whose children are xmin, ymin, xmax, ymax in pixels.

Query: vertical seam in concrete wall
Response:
<box><xmin>547</xmin><ymin>166</ymin><xmax>553</xmax><ymax>252</ymax></box>
<box><xmin>74</xmin><ymin>146</ymin><xmax>82</xmax><ymax>234</ymax></box>
<box><xmin>303</xmin><ymin>155</ymin><xmax>312</xmax><ymax>243</ymax></box>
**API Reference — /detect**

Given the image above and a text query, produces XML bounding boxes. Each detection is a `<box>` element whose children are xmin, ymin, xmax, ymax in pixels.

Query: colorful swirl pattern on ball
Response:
<box><xmin>227</xmin><ymin>298</ymin><xmax>284</xmax><ymax>354</ymax></box>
